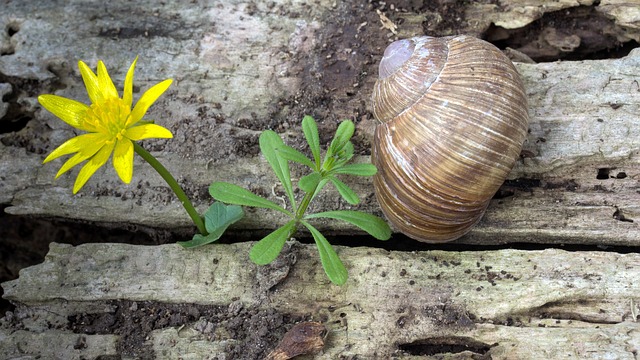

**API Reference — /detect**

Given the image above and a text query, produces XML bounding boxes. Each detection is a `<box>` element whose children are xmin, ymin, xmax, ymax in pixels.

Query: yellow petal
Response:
<box><xmin>123</xmin><ymin>57</ymin><xmax>138</xmax><ymax>108</ymax></box>
<box><xmin>128</xmin><ymin>79</ymin><xmax>172</xmax><ymax>127</ymax></box>
<box><xmin>78</xmin><ymin>61</ymin><xmax>102</xmax><ymax>104</ymax></box>
<box><xmin>43</xmin><ymin>133</ymin><xmax>107</xmax><ymax>164</ymax></box>
<box><xmin>54</xmin><ymin>136</ymin><xmax>109</xmax><ymax>177</ymax></box>
<box><xmin>55</xmin><ymin>151</ymin><xmax>94</xmax><ymax>178</ymax></box>
<box><xmin>125</xmin><ymin>123</ymin><xmax>173</xmax><ymax>140</ymax></box>
<box><xmin>72</xmin><ymin>141</ymin><xmax>115</xmax><ymax>194</ymax></box>
<box><xmin>55</xmin><ymin>143</ymin><xmax>106</xmax><ymax>178</ymax></box>
<box><xmin>38</xmin><ymin>95</ymin><xmax>90</xmax><ymax>130</ymax></box>
<box><xmin>97</xmin><ymin>60</ymin><xmax>119</xmax><ymax>99</ymax></box>
<box><xmin>113</xmin><ymin>138</ymin><xmax>134</xmax><ymax>183</ymax></box>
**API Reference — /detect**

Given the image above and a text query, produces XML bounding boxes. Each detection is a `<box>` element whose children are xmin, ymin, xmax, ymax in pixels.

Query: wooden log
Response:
<box><xmin>1</xmin><ymin>0</ymin><xmax>640</xmax><ymax>245</ymax></box>
<box><xmin>2</xmin><ymin>1</ymin><xmax>640</xmax><ymax>359</ymax></box>
<box><xmin>2</xmin><ymin>242</ymin><xmax>639</xmax><ymax>358</ymax></box>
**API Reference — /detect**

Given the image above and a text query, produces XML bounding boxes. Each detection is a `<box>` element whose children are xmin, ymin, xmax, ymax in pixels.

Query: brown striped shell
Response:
<box><xmin>371</xmin><ymin>35</ymin><xmax>529</xmax><ymax>243</ymax></box>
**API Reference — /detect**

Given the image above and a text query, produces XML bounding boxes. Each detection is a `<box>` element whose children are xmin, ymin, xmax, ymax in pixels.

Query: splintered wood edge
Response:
<box><xmin>2</xmin><ymin>242</ymin><xmax>639</xmax><ymax>358</ymax></box>
<box><xmin>4</xmin><ymin>51</ymin><xmax>640</xmax><ymax>245</ymax></box>
<box><xmin>2</xmin><ymin>4</ymin><xmax>640</xmax><ymax>244</ymax></box>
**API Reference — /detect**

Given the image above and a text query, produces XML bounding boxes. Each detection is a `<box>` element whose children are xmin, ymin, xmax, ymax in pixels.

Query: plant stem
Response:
<box><xmin>133</xmin><ymin>142</ymin><xmax>208</xmax><ymax>235</ymax></box>
<box><xmin>295</xmin><ymin>191</ymin><xmax>315</xmax><ymax>221</ymax></box>
<box><xmin>283</xmin><ymin>180</ymin><xmax>317</xmax><ymax>238</ymax></box>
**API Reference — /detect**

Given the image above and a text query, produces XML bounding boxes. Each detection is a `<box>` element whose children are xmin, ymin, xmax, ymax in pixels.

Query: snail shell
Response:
<box><xmin>371</xmin><ymin>35</ymin><xmax>529</xmax><ymax>243</ymax></box>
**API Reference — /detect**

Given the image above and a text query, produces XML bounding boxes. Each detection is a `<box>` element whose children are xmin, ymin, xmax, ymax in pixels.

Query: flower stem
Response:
<box><xmin>133</xmin><ymin>142</ymin><xmax>208</xmax><ymax>235</ymax></box>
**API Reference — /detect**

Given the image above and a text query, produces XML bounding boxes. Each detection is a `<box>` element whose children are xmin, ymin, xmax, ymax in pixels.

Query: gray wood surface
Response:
<box><xmin>1</xmin><ymin>1</ymin><xmax>640</xmax><ymax>359</ymax></box>
<box><xmin>0</xmin><ymin>0</ymin><xmax>639</xmax><ymax>245</ymax></box>
<box><xmin>2</xmin><ymin>242</ymin><xmax>639</xmax><ymax>358</ymax></box>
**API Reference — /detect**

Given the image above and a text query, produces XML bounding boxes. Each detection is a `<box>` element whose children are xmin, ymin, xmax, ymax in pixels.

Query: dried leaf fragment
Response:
<box><xmin>265</xmin><ymin>321</ymin><xmax>327</xmax><ymax>360</ymax></box>
<box><xmin>376</xmin><ymin>9</ymin><xmax>397</xmax><ymax>35</ymax></box>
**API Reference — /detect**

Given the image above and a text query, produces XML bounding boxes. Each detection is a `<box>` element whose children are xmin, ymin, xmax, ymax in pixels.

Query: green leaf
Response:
<box><xmin>333</xmin><ymin>120</ymin><xmax>355</xmax><ymax>148</ymax></box>
<box><xmin>302</xmin><ymin>221</ymin><xmax>348</xmax><ymax>285</ymax></box>
<box><xmin>306</xmin><ymin>210</ymin><xmax>391</xmax><ymax>240</ymax></box>
<box><xmin>314</xmin><ymin>178</ymin><xmax>330</xmax><ymax>200</ymax></box>
<box><xmin>328</xmin><ymin>120</ymin><xmax>354</xmax><ymax>154</ymax></box>
<box><xmin>333</xmin><ymin>141</ymin><xmax>354</xmax><ymax>168</ymax></box>
<box><xmin>177</xmin><ymin>202</ymin><xmax>244</xmax><ymax>248</ymax></box>
<box><xmin>260</xmin><ymin>130</ymin><xmax>297</xmax><ymax>212</ymax></box>
<box><xmin>329</xmin><ymin>176</ymin><xmax>360</xmax><ymax>205</ymax></box>
<box><xmin>178</xmin><ymin>233</ymin><xmax>219</xmax><ymax>248</ymax></box>
<box><xmin>209</xmin><ymin>181</ymin><xmax>291</xmax><ymax>216</ymax></box>
<box><xmin>332</xmin><ymin>163</ymin><xmax>377</xmax><ymax>176</ymax></box>
<box><xmin>303</xmin><ymin>177</ymin><xmax>330</xmax><ymax>203</ymax></box>
<box><xmin>324</xmin><ymin>120</ymin><xmax>354</xmax><ymax>167</ymax></box>
<box><xmin>299</xmin><ymin>172</ymin><xmax>321</xmax><ymax>194</ymax></box>
<box><xmin>302</xmin><ymin>115</ymin><xmax>321</xmax><ymax>169</ymax></box>
<box><xmin>250</xmin><ymin>220</ymin><xmax>297</xmax><ymax>265</ymax></box>
<box><xmin>276</xmin><ymin>144</ymin><xmax>315</xmax><ymax>169</ymax></box>
<box><xmin>203</xmin><ymin>201</ymin><xmax>244</xmax><ymax>234</ymax></box>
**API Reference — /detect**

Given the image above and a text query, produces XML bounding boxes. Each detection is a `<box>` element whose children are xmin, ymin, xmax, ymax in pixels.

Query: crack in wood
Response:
<box><xmin>398</xmin><ymin>336</ymin><xmax>493</xmax><ymax>356</ymax></box>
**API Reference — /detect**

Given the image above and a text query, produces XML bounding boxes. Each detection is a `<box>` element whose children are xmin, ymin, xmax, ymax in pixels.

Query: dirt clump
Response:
<box><xmin>68</xmin><ymin>300</ymin><xmax>307</xmax><ymax>359</ymax></box>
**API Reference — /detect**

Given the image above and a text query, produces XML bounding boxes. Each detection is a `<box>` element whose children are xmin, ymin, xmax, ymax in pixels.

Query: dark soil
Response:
<box><xmin>1</xmin><ymin>0</ymin><xmax>638</xmax><ymax>359</ymax></box>
<box><xmin>66</xmin><ymin>300</ymin><xmax>306</xmax><ymax>360</ymax></box>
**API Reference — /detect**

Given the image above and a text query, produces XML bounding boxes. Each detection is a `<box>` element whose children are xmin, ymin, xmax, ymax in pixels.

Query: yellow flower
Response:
<box><xmin>39</xmin><ymin>57</ymin><xmax>173</xmax><ymax>193</ymax></box>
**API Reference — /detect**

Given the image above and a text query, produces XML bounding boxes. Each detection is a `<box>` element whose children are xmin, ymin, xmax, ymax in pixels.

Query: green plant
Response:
<box><xmin>38</xmin><ymin>58</ymin><xmax>389</xmax><ymax>285</ymax></box>
<box><xmin>205</xmin><ymin>116</ymin><xmax>391</xmax><ymax>285</ymax></box>
<box><xmin>39</xmin><ymin>58</ymin><xmax>243</xmax><ymax>244</ymax></box>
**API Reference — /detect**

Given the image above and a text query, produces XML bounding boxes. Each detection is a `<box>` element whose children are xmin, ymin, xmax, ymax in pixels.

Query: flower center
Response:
<box><xmin>85</xmin><ymin>98</ymin><xmax>131</xmax><ymax>140</ymax></box>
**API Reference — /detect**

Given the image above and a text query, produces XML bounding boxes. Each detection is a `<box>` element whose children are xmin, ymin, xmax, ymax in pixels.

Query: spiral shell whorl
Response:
<box><xmin>372</xmin><ymin>37</ymin><xmax>448</xmax><ymax>123</ymax></box>
<box><xmin>378</xmin><ymin>39</ymin><xmax>415</xmax><ymax>79</ymax></box>
<box><xmin>372</xmin><ymin>35</ymin><xmax>529</xmax><ymax>243</ymax></box>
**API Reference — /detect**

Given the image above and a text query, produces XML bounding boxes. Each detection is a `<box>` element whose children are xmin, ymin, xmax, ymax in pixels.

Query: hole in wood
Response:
<box><xmin>613</xmin><ymin>208</ymin><xmax>634</xmax><ymax>223</ymax></box>
<box><xmin>484</xmin><ymin>5</ymin><xmax>638</xmax><ymax>62</ymax></box>
<box><xmin>492</xmin><ymin>188</ymin><xmax>514</xmax><ymax>199</ymax></box>
<box><xmin>6</xmin><ymin>23</ymin><xmax>19</xmax><ymax>37</ymax></box>
<box><xmin>1</xmin><ymin>22</ymin><xmax>19</xmax><ymax>56</ymax></box>
<box><xmin>597</xmin><ymin>168</ymin><xmax>611</xmax><ymax>179</ymax></box>
<box><xmin>398</xmin><ymin>336</ymin><xmax>493</xmax><ymax>356</ymax></box>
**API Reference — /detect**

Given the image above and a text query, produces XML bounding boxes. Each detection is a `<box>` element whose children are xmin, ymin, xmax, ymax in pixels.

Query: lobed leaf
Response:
<box><xmin>178</xmin><ymin>202</ymin><xmax>244</xmax><ymax>248</ymax></box>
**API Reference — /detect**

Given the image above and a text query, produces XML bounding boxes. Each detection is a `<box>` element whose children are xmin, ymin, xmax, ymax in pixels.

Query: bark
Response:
<box><xmin>2</xmin><ymin>242</ymin><xmax>639</xmax><ymax>358</ymax></box>
<box><xmin>0</xmin><ymin>0</ymin><xmax>639</xmax><ymax>245</ymax></box>
<box><xmin>1</xmin><ymin>1</ymin><xmax>640</xmax><ymax>358</ymax></box>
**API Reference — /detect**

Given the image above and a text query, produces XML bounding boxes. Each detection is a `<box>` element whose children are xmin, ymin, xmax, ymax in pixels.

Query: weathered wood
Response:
<box><xmin>1</xmin><ymin>0</ymin><xmax>640</xmax><ymax>245</ymax></box>
<box><xmin>0</xmin><ymin>330</ymin><xmax>119</xmax><ymax>360</ymax></box>
<box><xmin>2</xmin><ymin>242</ymin><xmax>639</xmax><ymax>358</ymax></box>
<box><xmin>468</xmin><ymin>0</ymin><xmax>640</xmax><ymax>38</ymax></box>
<box><xmin>2</xmin><ymin>1</ymin><xmax>640</xmax><ymax>359</ymax></box>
